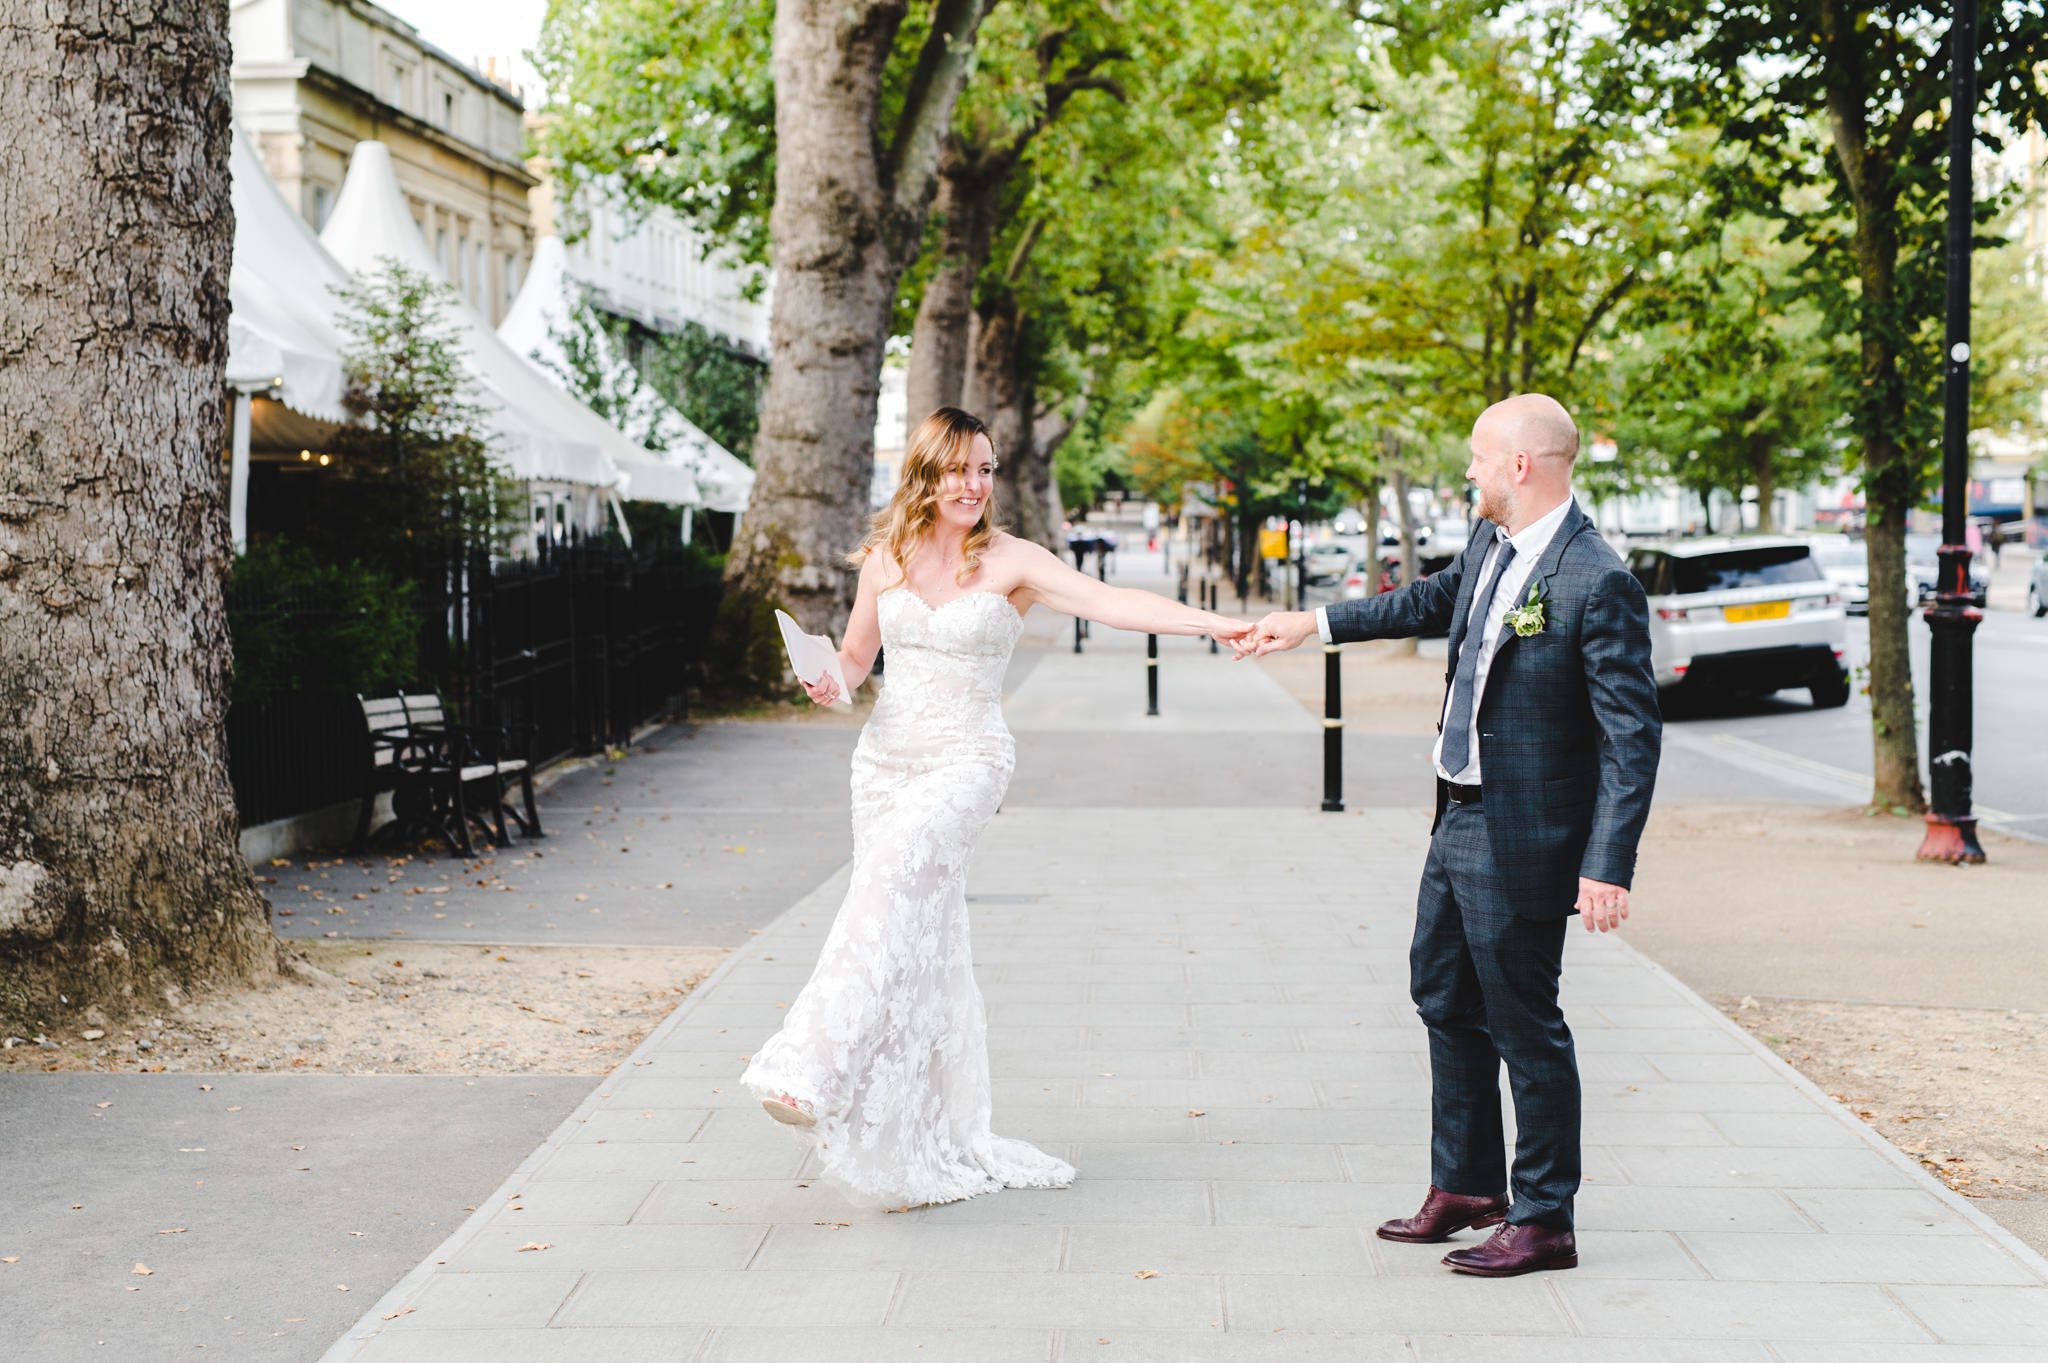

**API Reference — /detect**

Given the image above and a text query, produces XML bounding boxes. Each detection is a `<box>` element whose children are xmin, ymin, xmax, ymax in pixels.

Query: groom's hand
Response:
<box><xmin>1248</xmin><ymin>610</ymin><xmax>1317</xmax><ymax>657</ymax></box>
<box><xmin>1575</xmin><ymin>877</ymin><xmax>1629</xmax><ymax>933</ymax></box>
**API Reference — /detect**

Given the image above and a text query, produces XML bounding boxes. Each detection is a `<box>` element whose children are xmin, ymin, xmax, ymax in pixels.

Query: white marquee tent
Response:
<box><xmin>317</xmin><ymin>143</ymin><xmax>640</xmax><ymax>516</ymax></box>
<box><xmin>224</xmin><ymin>125</ymin><xmax>356</xmax><ymax>551</ymax></box>
<box><xmin>500</xmin><ymin>236</ymin><xmax>757</xmax><ymax>518</ymax></box>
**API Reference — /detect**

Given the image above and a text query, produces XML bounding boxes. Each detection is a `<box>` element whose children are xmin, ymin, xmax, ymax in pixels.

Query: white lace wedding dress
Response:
<box><xmin>740</xmin><ymin>586</ymin><xmax>1076</xmax><ymax>1207</ymax></box>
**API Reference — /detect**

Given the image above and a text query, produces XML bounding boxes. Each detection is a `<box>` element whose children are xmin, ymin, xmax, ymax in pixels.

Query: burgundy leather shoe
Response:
<box><xmin>1441</xmin><ymin>1222</ymin><xmax>1578</xmax><ymax>1277</ymax></box>
<box><xmin>1375</xmin><ymin>1186</ymin><xmax>1511</xmax><ymax>1244</ymax></box>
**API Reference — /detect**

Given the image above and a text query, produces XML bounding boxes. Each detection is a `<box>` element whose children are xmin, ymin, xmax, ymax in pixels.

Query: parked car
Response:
<box><xmin>2030</xmin><ymin>552</ymin><xmax>2048</xmax><ymax>618</ymax></box>
<box><xmin>1303</xmin><ymin>543</ymin><xmax>1353</xmax><ymax>585</ymax></box>
<box><xmin>1806</xmin><ymin>536</ymin><xmax>1871</xmax><ymax>614</ymax></box>
<box><xmin>1904</xmin><ymin>533</ymin><xmax>1987</xmax><ymax>607</ymax></box>
<box><xmin>1626</xmin><ymin>538</ymin><xmax>1850</xmax><ymax>708</ymax></box>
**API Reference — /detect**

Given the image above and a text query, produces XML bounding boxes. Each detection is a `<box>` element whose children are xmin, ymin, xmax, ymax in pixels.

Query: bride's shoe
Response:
<box><xmin>762</xmin><ymin>1094</ymin><xmax>817</xmax><ymax>1128</ymax></box>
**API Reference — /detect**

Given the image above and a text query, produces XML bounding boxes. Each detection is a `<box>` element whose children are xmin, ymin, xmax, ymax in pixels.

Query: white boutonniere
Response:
<box><xmin>1504</xmin><ymin>581</ymin><xmax>1549</xmax><ymax>637</ymax></box>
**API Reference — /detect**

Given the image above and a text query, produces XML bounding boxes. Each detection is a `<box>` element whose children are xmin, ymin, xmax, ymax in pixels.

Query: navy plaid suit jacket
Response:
<box><xmin>1323</xmin><ymin>501</ymin><xmax>1661</xmax><ymax>915</ymax></box>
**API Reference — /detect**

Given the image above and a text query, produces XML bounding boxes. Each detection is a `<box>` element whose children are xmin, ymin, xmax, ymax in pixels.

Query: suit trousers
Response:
<box><xmin>1410</xmin><ymin>798</ymin><xmax>1580</xmax><ymax>1229</ymax></box>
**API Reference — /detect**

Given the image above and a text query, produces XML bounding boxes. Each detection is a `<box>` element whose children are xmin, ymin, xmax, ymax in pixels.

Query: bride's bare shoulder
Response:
<box><xmin>986</xmin><ymin>531</ymin><xmax>1054</xmax><ymax>566</ymax></box>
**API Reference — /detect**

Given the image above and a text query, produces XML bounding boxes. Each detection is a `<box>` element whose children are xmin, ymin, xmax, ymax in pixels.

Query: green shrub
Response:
<box><xmin>228</xmin><ymin>542</ymin><xmax>418</xmax><ymax>704</ymax></box>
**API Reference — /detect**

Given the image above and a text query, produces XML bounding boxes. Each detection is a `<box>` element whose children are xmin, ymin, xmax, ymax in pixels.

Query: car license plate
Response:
<box><xmin>1723</xmin><ymin>600</ymin><xmax>1791</xmax><ymax>623</ymax></box>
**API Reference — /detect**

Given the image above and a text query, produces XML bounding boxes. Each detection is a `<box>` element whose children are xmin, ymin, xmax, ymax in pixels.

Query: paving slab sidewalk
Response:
<box><xmin>321</xmin><ymin>599</ymin><xmax>2048</xmax><ymax>1362</ymax></box>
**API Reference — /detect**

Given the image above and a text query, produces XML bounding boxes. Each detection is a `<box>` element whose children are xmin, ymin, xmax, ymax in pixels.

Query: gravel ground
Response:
<box><xmin>1722</xmin><ymin>996</ymin><xmax>2048</xmax><ymax>1201</ymax></box>
<box><xmin>0</xmin><ymin>941</ymin><xmax>727</xmax><ymax>1076</ymax></box>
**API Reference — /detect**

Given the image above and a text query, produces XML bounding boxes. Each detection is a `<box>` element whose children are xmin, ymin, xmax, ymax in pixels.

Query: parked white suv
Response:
<box><xmin>1625</xmin><ymin>538</ymin><xmax>1851</xmax><ymax>708</ymax></box>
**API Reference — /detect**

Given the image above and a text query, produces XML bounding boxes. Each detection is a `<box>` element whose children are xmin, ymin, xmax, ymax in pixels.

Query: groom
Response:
<box><xmin>1245</xmin><ymin>394</ymin><xmax>1660</xmax><ymax>1277</ymax></box>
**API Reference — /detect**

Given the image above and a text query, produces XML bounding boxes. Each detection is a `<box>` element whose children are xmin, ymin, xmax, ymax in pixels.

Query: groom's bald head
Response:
<box><xmin>1465</xmin><ymin>393</ymin><xmax>1578</xmax><ymax>533</ymax></box>
<box><xmin>1476</xmin><ymin>394</ymin><xmax>1579</xmax><ymax>465</ymax></box>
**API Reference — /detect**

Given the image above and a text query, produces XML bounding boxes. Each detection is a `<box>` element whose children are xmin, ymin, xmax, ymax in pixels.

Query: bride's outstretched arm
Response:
<box><xmin>1013</xmin><ymin>540</ymin><xmax>1245</xmax><ymax>638</ymax></box>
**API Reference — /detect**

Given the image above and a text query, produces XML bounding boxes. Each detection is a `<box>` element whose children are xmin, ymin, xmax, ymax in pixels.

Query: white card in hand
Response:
<box><xmin>774</xmin><ymin>609</ymin><xmax>852</xmax><ymax>707</ymax></box>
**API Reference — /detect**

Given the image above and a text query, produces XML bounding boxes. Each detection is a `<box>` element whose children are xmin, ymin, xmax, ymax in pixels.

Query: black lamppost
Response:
<box><xmin>1918</xmin><ymin>0</ymin><xmax>1985</xmax><ymax>864</ymax></box>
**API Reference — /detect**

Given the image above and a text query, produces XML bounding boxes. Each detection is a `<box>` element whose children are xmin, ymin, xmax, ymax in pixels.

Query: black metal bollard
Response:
<box><xmin>1146</xmin><ymin>634</ymin><xmax>1160</xmax><ymax>716</ymax></box>
<box><xmin>1321</xmin><ymin>643</ymin><xmax>1344</xmax><ymax>811</ymax></box>
<box><xmin>1074</xmin><ymin>614</ymin><xmax>1084</xmax><ymax>654</ymax></box>
<box><xmin>1205</xmin><ymin>579</ymin><xmax>1219</xmax><ymax>654</ymax></box>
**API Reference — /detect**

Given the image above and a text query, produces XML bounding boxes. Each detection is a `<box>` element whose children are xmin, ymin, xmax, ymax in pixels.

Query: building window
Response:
<box><xmin>436</xmin><ymin>229</ymin><xmax>450</xmax><ymax>278</ymax></box>
<box><xmin>473</xmin><ymin>242</ymin><xmax>487</xmax><ymax>306</ymax></box>
<box><xmin>505</xmin><ymin>251</ymin><xmax>521</xmax><ymax>309</ymax></box>
<box><xmin>309</xmin><ymin>184</ymin><xmax>334</xmax><ymax>231</ymax></box>
<box><xmin>443</xmin><ymin>91</ymin><xmax>456</xmax><ymax>129</ymax></box>
<box><xmin>389</xmin><ymin>63</ymin><xmax>407</xmax><ymax>109</ymax></box>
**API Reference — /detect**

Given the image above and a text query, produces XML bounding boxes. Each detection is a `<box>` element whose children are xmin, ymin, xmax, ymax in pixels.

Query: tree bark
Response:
<box><xmin>1390</xmin><ymin>456</ymin><xmax>1420</xmax><ymax>657</ymax></box>
<box><xmin>903</xmin><ymin>54</ymin><xmax>1123</xmax><ymax>453</ymax></box>
<box><xmin>0</xmin><ymin>1</ymin><xmax>277</xmax><ymax>1028</ymax></box>
<box><xmin>963</xmin><ymin>291</ymin><xmax>1067</xmax><ymax>551</ymax></box>
<box><xmin>1751</xmin><ymin>435</ymin><xmax>1778</xmax><ymax>534</ymax></box>
<box><xmin>721</xmin><ymin>0</ymin><xmax>990</xmax><ymax>667</ymax></box>
<box><xmin>903</xmin><ymin>146</ymin><xmax>987</xmax><ymax>437</ymax></box>
<box><xmin>1821</xmin><ymin>0</ymin><xmax>1923</xmax><ymax>812</ymax></box>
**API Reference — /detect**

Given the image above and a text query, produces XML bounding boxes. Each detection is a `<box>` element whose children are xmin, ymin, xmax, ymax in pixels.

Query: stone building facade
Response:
<box><xmin>230</xmin><ymin>0</ymin><xmax>537</xmax><ymax>325</ymax></box>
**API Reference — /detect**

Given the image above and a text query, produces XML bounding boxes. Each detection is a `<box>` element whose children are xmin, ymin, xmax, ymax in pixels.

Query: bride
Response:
<box><xmin>740</xmin><ymin>406</ymin><xmax>1249</xmax><ymax>1207</ymax></box>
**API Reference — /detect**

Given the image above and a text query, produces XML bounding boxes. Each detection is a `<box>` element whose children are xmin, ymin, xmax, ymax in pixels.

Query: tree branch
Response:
<box><xmin>1003</xmin><ymin>216</ymin><xmax>1046</xmax><ymax>284</ymax></box>
<box><xmin>986</xmin><ymin>54</ymin><xmax>1131</xmax><ymax>181</ymax></box>
<box><xmin>1564</xmin><ymin>263</ymin><xmax>1641</xmax><ymax>377</ymax></box>
<box><xmin>886</xmin><ymin>0</ymin><xmax>992</xmax><ymax>228</ymax></box>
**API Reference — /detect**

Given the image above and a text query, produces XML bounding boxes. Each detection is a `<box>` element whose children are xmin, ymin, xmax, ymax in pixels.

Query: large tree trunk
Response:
<box><xmin>963</xmin><ymin>297</ymin><xmax>1064</xmax><ymax>550</ymax></box>
<box><xmin>1751</xmin><ymin>434</ymin><xmax>1778</xmax><ymax>534</ymax></box>
<box><xmin>720</xmin><ymin>0</ymin><xmax>990</xmax><ymax>672</ymax></box>
<box><xmin>1026</xmin><ymin>397</ymin><xmax>1075</xmax><ymax>544</ymax></box>
<box><xmin>1852</xmin><ymin>215</ymin><xmax>1925</xmax><ymax>811</ymax></box>
<box><xmin>0</xmin><ymin>2</ymin><xmax>277</xmax><ymax>1028</ymax></box>
<box><xmin>962</xmin><ymin>287</ymin><xmax>1059</xmax><ymax>549</ymax></box>
<box><xmin>1821</xmin><ymin>0</ymin><xmax>1923</xmax><ymax>812</ymax></box>
<box><xmin>1390</xmin><ymin>457</ymin><xmax>1420</xmax><ymax>657</ymax></box>
<box><xmin>903</xmin><ymin>148</ymin><xmax>987</xmax><ymax>438</ymax></box>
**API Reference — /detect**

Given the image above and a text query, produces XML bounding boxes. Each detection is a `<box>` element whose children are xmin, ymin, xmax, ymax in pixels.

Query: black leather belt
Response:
<box><xmin>1438</xmin><ymin>777</ymin><xmax>1483</xmax><ymax>805</ymax></box>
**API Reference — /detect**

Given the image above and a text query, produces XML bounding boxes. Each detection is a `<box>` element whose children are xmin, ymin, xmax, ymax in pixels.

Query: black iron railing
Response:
<box><xmin>224</xmin><ymin>547</ymin><xmax>722</xmax><ymax>828</ymax></box>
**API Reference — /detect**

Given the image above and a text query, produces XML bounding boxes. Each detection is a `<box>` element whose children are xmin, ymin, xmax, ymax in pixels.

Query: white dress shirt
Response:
<box><xmin>1316</xmin><ymin>495</ymin><xmax>1575</xmax><ymax>783</ymax></box>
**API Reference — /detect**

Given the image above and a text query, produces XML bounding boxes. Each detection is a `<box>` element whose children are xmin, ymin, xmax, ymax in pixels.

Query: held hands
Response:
<box><xmin>1207</xmin><ymin>616</ymin><xmax>1255</xmax><ymax>647</ymax></box>
<box><xmin>1233</xmin><ymin>611</ymin><xmax>1318</xmax><ymax>660</ymax></box>
<box><xmin>1575</xmin><ymin>877</ymin><xmax>1629</xmax><ymax>933</ymax></box>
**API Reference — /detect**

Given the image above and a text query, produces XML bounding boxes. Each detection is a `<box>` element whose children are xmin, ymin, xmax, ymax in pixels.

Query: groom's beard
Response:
<box><xmin>1476</xmin><ymin>486</ymin><xmax>1513</xmax><ymax>528</ymax></box>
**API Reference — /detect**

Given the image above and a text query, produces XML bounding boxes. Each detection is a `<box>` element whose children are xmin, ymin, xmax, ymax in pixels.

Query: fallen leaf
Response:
<box><xmin>131</xmin><ymin>1263</ymin><xmax>153</xmax><ymax>1276</ymax></box>
<box><xmin>1134</xmin><ymin>1269</ymin><xmax>1159</xmax><ymax>1279</ymax></box>
<box><xmin>158</xmin><ymin>1228</ymin><xmax>187</xmax><ymax>1236</ymax></box>
<box><xmin>1</xmin><ymin>1257</ymin><xmax>19</xmax><ymax>1264</ymax></box>
<box><xmin>95</xmin><ymin>1101</ymin><xmax>112</xmax><ymax>1109</ymax></box>
<box><xmin>336</xmin><ymin>1284</ymin><xmax>349</xmax><ymax>1292</ymax></box>
<box><xmin>514</xmin><ymin>1242</ymin><xmax>553</xmax><ymax>1253</ymax></box>
<box><xmin>381</xmin><ymin>1306</ymin><xmax>414</xmax><ymax>1321</ymax></box>
<box><xmin>1186</xmin><ymin>1109</ymin><xmax>1205</xmax><ymax>1118</ymax></box>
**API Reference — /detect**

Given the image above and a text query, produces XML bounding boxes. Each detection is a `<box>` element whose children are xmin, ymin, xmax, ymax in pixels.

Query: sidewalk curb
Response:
<box><xmin>1607</xmin><ymin>932</ymin><xmax>2048</xmax><ymax>1283</ymax></box>
<box><xmin>315</xmin><ymin>861</ymin><xmax>852</xmax><ymax>1362</ymax></box>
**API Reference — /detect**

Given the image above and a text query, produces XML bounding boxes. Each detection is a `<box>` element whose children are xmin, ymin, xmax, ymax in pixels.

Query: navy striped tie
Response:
<box><xmin>1440</xmin><ymin>539</ymin><xmax>1517</xmax><ymax>777</ymax></box>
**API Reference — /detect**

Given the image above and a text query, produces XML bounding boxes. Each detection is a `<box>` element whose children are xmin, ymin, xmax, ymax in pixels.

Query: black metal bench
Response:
<box><xmin>353</xmin><ymin>692</ymin><xmax>543</xmax><ymax>857</ymax></box>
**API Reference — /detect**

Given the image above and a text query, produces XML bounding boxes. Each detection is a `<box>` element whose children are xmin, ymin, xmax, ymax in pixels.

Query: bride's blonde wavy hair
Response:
<box><xmin>849</xmin><ymin>407</ymin><xmax>1004</xmax><ymax>588</ymax></box>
